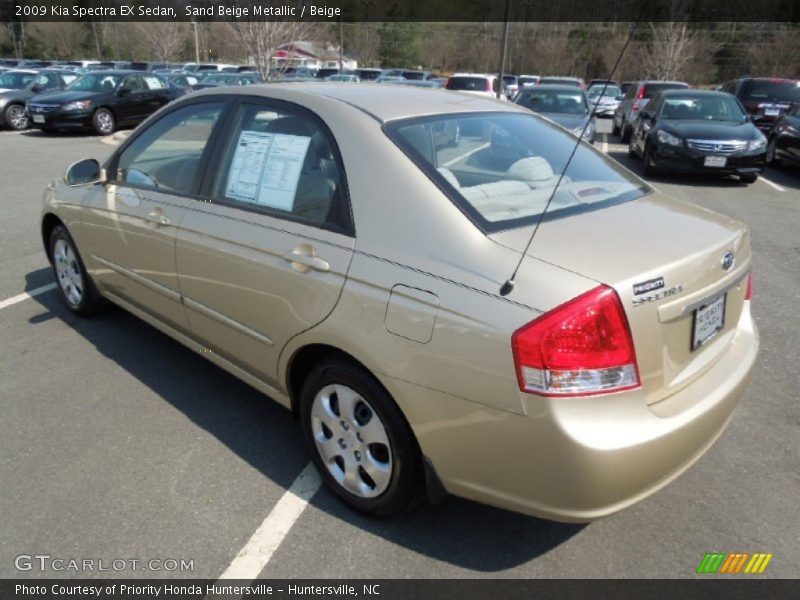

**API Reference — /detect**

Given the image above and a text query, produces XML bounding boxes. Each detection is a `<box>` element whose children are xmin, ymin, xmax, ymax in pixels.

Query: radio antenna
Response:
<box><xmin>499</xmin><ymin>11</ymin><xmax>648</xmax><ymax>296</ymax></box>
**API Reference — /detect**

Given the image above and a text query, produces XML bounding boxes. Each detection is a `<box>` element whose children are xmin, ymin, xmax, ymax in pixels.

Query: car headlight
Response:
<box><xmin>572</xmin><ymin>122</ymin><xmax>595</xmax><ymax>140</ymax></box>
<box><xmin>657</xmin><ymin>130</ymin><xmax>682</xmax><ymax>146</ymax></box>
<box><xmin>748</xmin><ymin>135</ymin><xmax>767</xmax><ymax>151</ymax></box>
<box><xmin>62</xmin><ymin>100</ymin><xmax>92</xmax><ymax>112</ymax></box>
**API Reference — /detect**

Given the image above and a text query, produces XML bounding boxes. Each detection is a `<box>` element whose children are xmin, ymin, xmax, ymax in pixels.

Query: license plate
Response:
<box><xmin>704</xmin><ymin>155</ymin><xmax>727</xmax><ymax>168</ymax></box>
<box><xmin>764</xmin><ymin>108</ymin><xmax>780</xmax><ymax>116</ymax></box>
<box><xmin>32</xmin><ymin>115</ymin><xmax>45</xmax><ymax>124</ymax></box>
<box><xmin>692</xmin><ymin>294</ymin><xmax>726</xmax><ymax>351</ymax></box>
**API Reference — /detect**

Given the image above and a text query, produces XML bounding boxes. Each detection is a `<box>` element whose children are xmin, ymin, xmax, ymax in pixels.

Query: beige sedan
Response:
<box><xmin>41</xmin><ymin>84</ymin><xmax>758</xmax><ymax>520</ymax></box>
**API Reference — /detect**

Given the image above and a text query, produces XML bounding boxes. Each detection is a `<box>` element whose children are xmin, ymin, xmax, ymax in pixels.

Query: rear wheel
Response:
<box><xmin>740</xmin><ymin>173</ymin><xmax>758</xmax><ymax>184</ymax></box>
<box><xmin>627</xmin><ymin>137</ymin><xmax>638</xmax><ymax>158</ymax></box>
<box><xmin>611</xmin><ymin>118</ymin><xmax>620</xmax><ymax>137</ymax></box>
<box><xmin>300</xmin><ymin>359</ymin><xmax>424</xmax><ymax>518</ymax></box>
<box><xmin>4</xmin><ymin>103</ymin><xmax>28</xmax><ymax>131</ymax></box>
<box><xmin>766</xmin><ymin>137</ymin><xmax>781</xmax><ymax>167</ymax></box>
<box><xmin>49</xmin><ymin>225</ymin><xmax>101</xmax><ymax>316</ymax></box>
<box><xmin>92</xmin><ymin>108</ymin><xmax>115</xmax><ymax>136</ymax></box>
<box><xmin>620</xmin><ymin>121</ymin><xmax>631</xmax><ymax>143</ymax></box>
<box><xmin>642</xmin><ymin>143</ymin><xmax>656</xmax><ymax>176</ymax></box>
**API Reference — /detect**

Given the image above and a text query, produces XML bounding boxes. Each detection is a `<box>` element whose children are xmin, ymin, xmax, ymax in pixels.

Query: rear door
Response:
<box><xmin>175</xmin><ymin>99</ymin><xmax>355</xmax><ymax>387</ymax></box>
<box><xmin>81</xmin><ymin>100</ymin><xmax>229</xmax><ymax>331</ymax></box>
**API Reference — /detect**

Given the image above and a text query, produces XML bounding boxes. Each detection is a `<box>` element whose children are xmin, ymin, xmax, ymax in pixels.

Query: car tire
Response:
<box><xmin>92</xmin><ymin>108</ymin><xmax>116</xmax><ymax>136</ymax></box>
<box><xmin>49</xmin><ymin>224</ymin><xmax>101</xmax><ymax>316</ymax></box>
<box><xmin>299</xmin><ymin>358</ymin><xmax>424</xmax><ymax>518</ymax></box>
<box><xmin>620</xmin><ymin>121</ymin><xmax>631</xmax><ymax>143</ymax></box>
<box><xmin>642</xmin><ymin>143</ymin><xmax>656</xmax><ymax>176</ymax></box>
<box><xmin>628</xmin><ymin>137</ymin><xmax>638</xmax><ymax>158</ymax></box>
<box><xmin>740</xmin><ymin>173</ymin><xmax>758</xmax><ymax>184</ymax></box>
<box><xmin>4</xmin><ymin>103</ymin><xmax>28</xmax><ymax>131</ymax></box>
<box><xmin>766</xmin><ymin>137</ymin><xmax>781</xmax><ymax>167</ymax></box>
<box><xmin>612</xmin><ymin>118</ymin><xmax>620</xmax><ymax>137</ymax></box>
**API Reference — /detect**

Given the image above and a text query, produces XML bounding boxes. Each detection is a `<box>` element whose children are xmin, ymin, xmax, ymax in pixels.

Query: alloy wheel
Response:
<box><xmin>6</xmin><ymin>105</ymin><xmax>28</xmax><ymax>130</ymax></box>
<box><xmin>53</xmin><ymin>238</ymin><xmax>84</xmax><ymax>307</ymax></box>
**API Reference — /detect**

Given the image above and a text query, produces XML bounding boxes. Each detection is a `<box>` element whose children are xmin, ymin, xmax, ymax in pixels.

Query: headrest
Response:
<box><xmin>507</xmin><ymin>157</ymin><xmax>554</xmax><ymax>182</ymax></box>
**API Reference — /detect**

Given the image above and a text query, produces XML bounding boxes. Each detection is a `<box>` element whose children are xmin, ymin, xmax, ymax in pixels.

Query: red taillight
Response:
<box><xmin>745</xmin><ymin>273</ymin><xmax>752</xmax><ymax>301</ymax></box>
<box><xmin>444</xmin><ymin>77</ymin><xmax>452</xmax><ymax>89</ymax></box>
<box><xmin>511</xmin><ymin>285</ymin><xmax>640</xmax><ymax>397</ymax></box>
<box><xmin>637</xmin><ymin>85</ymin><xmax>647</xmax><ymax>99</ymax></box>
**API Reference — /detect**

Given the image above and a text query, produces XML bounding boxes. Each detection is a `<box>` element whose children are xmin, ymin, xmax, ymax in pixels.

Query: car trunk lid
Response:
<box><xmin>490</xmin><ymin>192</ymin><xmax>751</xmax><ymax>404</ymax></box>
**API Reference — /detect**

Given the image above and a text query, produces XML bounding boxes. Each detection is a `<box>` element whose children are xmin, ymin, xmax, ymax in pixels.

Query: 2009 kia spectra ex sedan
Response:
<box><xmin>41</xmin><ymin>84</ymin><xmax>758</xmax><ymax>521</ymax></box>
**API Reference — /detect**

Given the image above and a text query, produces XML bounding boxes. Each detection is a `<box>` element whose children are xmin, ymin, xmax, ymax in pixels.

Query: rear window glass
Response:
<box><xmin>643</xmin><ymin>83</ymin><xmax>688</xmax><ymax>98</ymax></box>
<box><xmin>447</xmin><ymin>77</ymin><xmax>489</xmax><ymax>91</ymax></box>
<box><xmin>385</xmin><ymin>112</ymin><xmax>650</xmax><ymax>233</ymax></box>
<box><xmin>517</xmin><ymin>89</ymin><xmax>589</xmax><ymax>115</ymax></box>
<box><xmin>741</xmin><ymin>80</ymin><xmax>800</xmax><ymax>103</ymax></box>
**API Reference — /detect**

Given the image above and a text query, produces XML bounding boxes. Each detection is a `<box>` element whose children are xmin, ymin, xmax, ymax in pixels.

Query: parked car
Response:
<box><xmin>588</xmin><ymin>78</ymin><xmax>620</xmax><ymax>88</ymax></box>
<box><xmin>26</xmin><ymin>70</ymin><xmax>177</xmax><ymax>135</ymax></box>
<box><xmin>0</xmin><ymin>68</ymin><xmax>78</xmax><ymax>130</ymax></box>
<box><xmin>613</xmin><ymin>80</ymin><xmax>690</xmax><ymax>142</ymax></box>
<box><xmin>720</xmin><ymin>77</ymin><xmax>800</xmax><ymax>132</ymax></box>
<box><xmin>399</xmin><ymin>70</ymin><xmax>431</xmax><ymax>81</ymax></box>
<box><xmin>514</xmin><ymin>84</ymin><xmax>596</xmax><ymax>143</ymax></box>
<box><xmin>444</xmin><ymin>73</ymin><xmax>501</xmax><ymax>99</ymax></box>
<box><xmin>395</xmin><ymin>80</ymin><xmax>444</xmax><ymax>89</ymax></box>
<box><xmin>627</xmin><ymin>90</ymin><xmax>766</xmax><ymax>183</ymax></box>
<box><xmin>517</xmin><ymin>75</ymin><xmax>540</xmax><ymax>88</ymax></box>
<box><xmin>0</xmin><ymin>69</ymin><xmax>39</xmax><ymax>94</ymax></box>
<box><xmin>766</xmin><ymin>103</ymin><xmax>800</xmax><ymax>168</ymax></box>
<box><xmin>619</xmin><ymin>81</ymin><xmax>636</xmax><ymax>96</ymax></box>
<box><xmin>587</xmin><ymin>83</ymin><xmax>623</xmax><ymax>117</ymax></box>
<box><xmin>192</xmin><ymin>72</ymin><xmax>264</xmax><ymax>90</ymax></box>
<box><xmin>502</xmin><ymin>75</ymin><xmax>519</xmax><ymax>98</ymax></box>
<box><xmin>183</xmin><ymin>63</ymin><xmax>237</xmax><ymax>74</ymax></box>
<box><xmin>538</xmin><ymin>76</ymin><xmax>586</xmax><ymax>89</ymax></box>
<box><xmin>164</xmin><ymin>73</ymin><xmax>201</xmax><ymax>96</ymax></box>
<box><xmin>375</xmin><ymin>75</ymin><xmax>406</xmax><ymax>84</ymax></box>
<box><xmin>327</xmin><ymin>74</ymin><xmax>360</xmax><ymax>83</ymax></box>
<box><xmin>316</xmin><ymin>68</ymin><xmax>345</xmax><ymax>80</ymax></box>
<box><xmin>41</xmin><ymin>83</ymin><xmax>757</xmax><ymax>521</ymax></box>
<box><xmin>354</xmin><ymin>68</ymin><xmax>383</xmax><ymax>82</ymax></box>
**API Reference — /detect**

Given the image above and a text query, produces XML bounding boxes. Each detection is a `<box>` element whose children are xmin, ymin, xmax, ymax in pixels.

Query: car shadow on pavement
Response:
<box><xmin>21</xmin><ymin>129</ymin><xmax>96</xmax><ymax>139</ymax></box>
<box><xmin>25</xmin><ymin>268</ymin><xmax>584</xmax><ymax>572</ymax></box>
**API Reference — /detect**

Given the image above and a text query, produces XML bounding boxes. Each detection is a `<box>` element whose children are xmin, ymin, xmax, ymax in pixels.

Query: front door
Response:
<box><xmin>81</xmin><ymin>100</ymin><xmax>228</xmax><ymax>331</ymax></box>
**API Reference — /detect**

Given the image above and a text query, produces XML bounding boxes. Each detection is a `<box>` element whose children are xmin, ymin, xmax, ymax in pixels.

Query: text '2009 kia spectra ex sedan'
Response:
<box><xmin>41</xmin><ymin>84</ymin><xmax>758</xmax><ymax>521</ymax></box>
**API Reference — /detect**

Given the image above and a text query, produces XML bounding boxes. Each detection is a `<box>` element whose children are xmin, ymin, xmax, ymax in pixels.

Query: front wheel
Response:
<box><xmin>300</xmin><ymin>359</ymin><xmax>424</xmax><ymax>518</ymax></box>
<box><xmin>628</xmin><ymin>136</ymin><xmax>638</xmax><ymax>158</ymax></box>
<box><xmin>620</xmin><ymin>121</ymin><xmax>631</xmax><ymax>143</ymax></box>
<box><xmin>642</xmin><ymin>143</ymin><xmax>656</xmax><ymax>176</ymax></box>
<box><xmin>92</xmin><ymin>108</ymin><xmax>116</xmax><ymax>135</ymax></box>
<box><xmin>740</xmin><ymin>173</ymin><xmax>758</xmax><ymax>184</ymax></box>
<box><xmin>4</xmin><ymin>103</ymin><xmax>28</xmax><ymax>131</ymax></box>
<box><xmin>49</xmin><ymin>225</ymin><xmax>101</xmax><ymax>316</ymax></box>
<box><xmin>766</xmin><ymin>138</ymin><xmax>781</xmax><ymax>167</ymax></box>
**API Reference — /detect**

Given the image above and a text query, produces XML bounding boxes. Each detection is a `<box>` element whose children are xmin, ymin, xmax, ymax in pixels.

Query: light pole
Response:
<box><xmin>498</xmin><ymin>0</ymin><xmax>512</xmax><ymax>99</ymax></box>
<box><xmin>193</xmin><ymin>20</ymin><xmax>200</xmax><ymax>64</ymax></box>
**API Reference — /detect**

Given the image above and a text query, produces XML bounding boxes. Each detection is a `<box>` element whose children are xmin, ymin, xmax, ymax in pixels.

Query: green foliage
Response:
<box><xmin>378</xmin><ymin>22</ymin><xmax>422</xmax><ymax>68</ymax></box>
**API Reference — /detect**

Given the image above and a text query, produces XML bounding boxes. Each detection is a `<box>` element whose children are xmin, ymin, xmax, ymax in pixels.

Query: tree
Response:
<box><xmin>226</xmin><ymin>20</ymin><xmax>310</xmax><ymax>78</ymax></box>
<box><xmin>377</xmin><ymin>22</ymin><xmax>422</xmax><ymax>68</ymax></box>
<box><xmin>133</xmin><ymin>22</ymin><xmax>189</xmax><ymax>62</ymax></box>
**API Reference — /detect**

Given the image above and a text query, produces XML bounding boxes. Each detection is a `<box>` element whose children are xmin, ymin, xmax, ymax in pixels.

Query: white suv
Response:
<box><xmin>445</xmin><ymin>73</ymin><xmax>504</xmax><ymax>99</ymax></box>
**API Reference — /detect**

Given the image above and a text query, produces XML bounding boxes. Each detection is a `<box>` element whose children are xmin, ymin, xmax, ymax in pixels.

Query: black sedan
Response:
<box><xmin>766</xmin><ymin>103</ymin><xmax>800</xmax><ymax>169</ymax></box>
<box><xmin>26</xmin><ymin>70</ymin><xmax>179</xmax><ymax>135</ymax></box>
<box><xmin>0</xmin><ymin>69</ymin><xmax>78</xmax><ymax>131</ymax></box>
<box><xmin>628</xmin><ymin>90</ymin><xmax>766</xmax><ymax>183</ymax></box>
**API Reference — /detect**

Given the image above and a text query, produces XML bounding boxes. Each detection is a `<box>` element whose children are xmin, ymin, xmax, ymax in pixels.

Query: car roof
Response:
<box><xmin>523</xmin><ymin>84</ymin><xmax>586</xmax><ymax>93</ymax></box>
<box><xmin>4</xmin><ymin>69</ymin><xmax>38</xmax><ymax>75</ymax></box>
<box><xmin>658</xmin><ymin>89</ymin><xmax>731</xmax><ymax>98</ymax></box>
<box><xmin>191</xmin><ymin>82</ymin><xmax>525</xmax><ymax>122</ymax></box>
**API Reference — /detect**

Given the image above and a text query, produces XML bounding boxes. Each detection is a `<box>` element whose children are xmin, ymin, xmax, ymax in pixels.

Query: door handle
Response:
<box><xmin>146</xmin><ymin>210</ymin><xmax>170</xmax><ymax>227</ymax></box>
<box><xmin>282</xmin><ymin>245</ymin><xmax>330</xmax><ymax>273</ymax></box>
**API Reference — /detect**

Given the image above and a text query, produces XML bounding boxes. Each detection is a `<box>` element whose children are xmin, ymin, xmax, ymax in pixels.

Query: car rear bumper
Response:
<box><xmin>389</xmin><ymin>306</ymin><xmax>758</xmax><ymax>522</ymax></box>
<box><xmin>652</xmin><ymin>145</ymin><xmax>766</xmax><ymax>175</ymax></box>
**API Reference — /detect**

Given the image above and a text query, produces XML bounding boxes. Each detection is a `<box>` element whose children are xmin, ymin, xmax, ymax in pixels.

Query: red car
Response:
<box><xmin>721</xmin><ymin>77</ymin><xmax>800</xmax><ymax>132</ymax></box>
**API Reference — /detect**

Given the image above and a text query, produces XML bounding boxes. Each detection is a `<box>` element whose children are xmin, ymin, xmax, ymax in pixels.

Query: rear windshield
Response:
<box><xmin>447</xmin><ymin>77</ymin><xmax>489</xmax><ymax>91</ymax></box>
<box><xmin>385</xmin><ymin>112</ymin><xmax>650</xmax><ymax>233</ymax></box>
<box><xmin>642</xmin><ymin>82</ymin><xmax>688</xmax><ymax>98</ymax></box>
<box><xmin>741</xmin><ymin>80</ymin><xmax>800</xmax><ymax>103</ymax></box>
<box><xmin>540</xmin><ymin>78</ymin><xmax>580</xmax><ymax>86</ymax></box>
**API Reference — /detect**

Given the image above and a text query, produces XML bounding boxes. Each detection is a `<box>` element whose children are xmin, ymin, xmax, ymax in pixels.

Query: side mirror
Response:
<box><xmin>65</xmin><ymin>158</ymin><xmax>105</xmax><ymax>186</ymax></box>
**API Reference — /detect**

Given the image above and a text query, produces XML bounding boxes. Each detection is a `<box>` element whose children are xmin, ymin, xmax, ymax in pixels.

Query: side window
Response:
<box><xmin>212</xmin><ymin>103</ymin><xmax>349</xmax><ymax>231</ymax></box>
<box><xmin>123</xmin><ymin>75</ymin><xmax>144</xmax><ymax>92</ymax></box>
<box><xmin>115</xmin><ymin>102</ymin><xmax>224</xmax><ymax>194</ymax></box>
<box><xmin>143</xmin><ymin>75</ymin><xmax>165</xmax><ymax>90</ymax></box>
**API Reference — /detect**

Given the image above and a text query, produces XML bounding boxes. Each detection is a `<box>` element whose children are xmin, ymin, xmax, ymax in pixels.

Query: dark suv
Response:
<box><xmin>613</xmin><ymin>80</ymin><xmax>689</xmax><ymax>142</ymax></box>
<box><xmin>720</xmin><ymin>77</ymin><xmax>800</xmax><ymax>132</ymax></box>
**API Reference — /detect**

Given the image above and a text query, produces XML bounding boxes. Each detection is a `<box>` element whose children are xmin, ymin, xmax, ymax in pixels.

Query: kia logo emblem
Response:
<box><xmin>721</xmin><ymin>251</ymin><xmax>735</xmax><ymax>271</ymax></box>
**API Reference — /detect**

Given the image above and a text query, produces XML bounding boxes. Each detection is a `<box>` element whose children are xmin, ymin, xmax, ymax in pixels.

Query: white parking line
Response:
<box><xmin>601</xmin><ymin>133</ymin><xmax>609</xmax><ymax>154</ymax></box>
<box><xmin>442</xmin><ymin>142</ymin><xmax>490</xmax><ymax>167</ymax></box>
<box><xmin>217</xmin><ymin>462</ymin><xmax>322</xmax><ymax>580</ymax></box>
<box><xmin>0</xmin><ymin>283</ymin><xmax>57</xmax><ymax>311</ymax></box>
<box><xmin>758</xmin><ymin>175</ymin><xmax>786</xmax><ymax>192</ymax></box>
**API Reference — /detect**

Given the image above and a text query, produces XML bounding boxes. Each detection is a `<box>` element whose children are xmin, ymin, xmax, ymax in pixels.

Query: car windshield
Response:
<box><xmin>516</xmin><ymin>90</ymin><xmax>589</xmax><ymax>115</ymax></box>
<box><xmin>741</xmin><ymin>80</ymin><xmax>800</xmax><ymax>103</ymax></box>
<box><xmin>0</xmin><ymin>71</ymin><xmax>36</xmax><ymax>89</ymax></box>
<box><xmin>385</xmin><ymin>112</ymin><xmax>649</xmax><ymax>233</ymax></box>
<box><xmin>203</xmin><ymin>74</ymin><xmax>235</xmax><ymax>84</ymax></box>
<box><xmin>66</xmin><ymin>74</ymin><xmax>121</xmax><ymax>92</ymax></box>
<box><xmin>447</xmin><ymin>77</ymin><xmax>489</xmax><ymax>91</ymax></box>
<box><xmin>588</xmin><ymin>85</ymin><xmax>622</xmax><ymax>98</ymax></box>
<box><xmin>660</xmin><ymin>95</ymin><xmax>747</xmax><ymax>122</ymax></box>
<box><xmin>642</xmin><ymin>82</ymin><xmax>688</xmax><ymax>98</ymax></box>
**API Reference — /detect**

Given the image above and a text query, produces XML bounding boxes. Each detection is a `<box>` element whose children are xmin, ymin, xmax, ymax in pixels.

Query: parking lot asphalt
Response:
<box><xmin>1</xmin><ymin>119</ymin><xmax>798</xmax><ymax>579</ymax></box>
